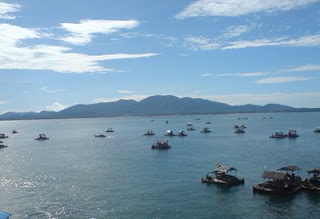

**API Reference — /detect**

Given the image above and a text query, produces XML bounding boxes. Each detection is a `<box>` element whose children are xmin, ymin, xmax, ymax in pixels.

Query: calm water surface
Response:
<box><xmin>0</xmin><ymin>112</ymin><xmax>320</xmax><ymax>218</ymax></box>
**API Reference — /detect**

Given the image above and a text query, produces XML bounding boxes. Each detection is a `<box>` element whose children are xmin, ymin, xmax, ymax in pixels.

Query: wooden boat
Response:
<box><xmin>202</xmin><ymin>165</ymin><xmax>244</xmax><ymax>187</ymax></box>
<box><xmin>253</xmin><ymin>166</ymin><xmax>302</xmax><ymax>196</ymax></box>
<box><xmin>35</xmin><ymin>134</ymin><xmax>49</xmax><ymax>140</ymax></box>
<box><xmin>151</xmin><ymin>140</ymin><xmax>171</xmax><ymax>149</ymax></box>
<box><xmin>302</xmin><ymin>168</ymin><xmax>320</xmax><ymax>192</ymax></box>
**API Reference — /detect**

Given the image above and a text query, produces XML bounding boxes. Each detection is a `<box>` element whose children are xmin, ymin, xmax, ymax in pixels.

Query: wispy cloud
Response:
<box><xmin>223</xmin><ymin>25</ymin><xmax>253</xmax><ymax>39</ymax></box>
<box><xmin>117</xmin><ymin>90</ymin><xmax>133</xmax><ymax>94</ymax></box>
<box><xmin>201</xmin><ymin>72</ymin><xmax>269</xmax><ymax>77</ymax></box>
<box><xmin>0</xmin><ymin>23</ymin><xmax>158</xmax><ymax>73</ymax></box>
<box><xmin>60</xmin><ymin>19</ymin><xmax>140</xmax><ymax>45</ymax></box>
<box><xmin>40</xmin><ymin>86</ymin><xmax>65</xmax><ymax>93</ymax></box>
<box><xmin>0</xmin><ymin>100</ymin><xmax>9</xmax><ymax>105</ymax></box>
<box><xmin>0</xmin><ymin>2</ymin><xmax>21</xmax><ymax>19</ymax></box>
<box><xmin>184</xmin><ymin>36</ymin><xmax>220</xmax><ymax>50</ymax></box>
<box><xmin>256</xmin><ymin>76</ymin><xmax>311</xmax><ymax>84</ymax></box>
<box><xmin>176</xmin><ymin>0</ymin><xmax>319</xmax><ymax>19</ymax></box>
<box><xmin>282</xmin><ymin>64</ymin><xmax>320</xmax><ymax>72</ymax></box>
<box><xmin>45</xmin><ymin>102</ymin><xmax>68</xmax><ymax>111</ymax></box>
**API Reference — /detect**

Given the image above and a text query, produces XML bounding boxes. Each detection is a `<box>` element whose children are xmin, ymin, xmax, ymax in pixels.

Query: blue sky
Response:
<box><xmin>0</xmin><ymin>0</ymin><xmax>320</xmax><ymax>113</ymax></box>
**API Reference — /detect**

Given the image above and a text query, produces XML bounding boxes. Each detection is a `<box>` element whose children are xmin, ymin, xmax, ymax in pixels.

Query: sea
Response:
<box><xmin>0</xmin><ymin>112</ymin><xmax>319</xmax><ymax>219</ymax></box>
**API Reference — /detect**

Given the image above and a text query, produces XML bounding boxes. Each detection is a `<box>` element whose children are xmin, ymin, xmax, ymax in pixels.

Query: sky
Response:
<box><xmin>0</xmin><ymin>0</ymin><xmax>320</xmax><ymax>113</ymax></box>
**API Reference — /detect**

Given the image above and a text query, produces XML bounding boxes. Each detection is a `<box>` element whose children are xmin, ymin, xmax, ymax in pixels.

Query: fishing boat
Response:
<box><xmin>144</xmin><ymin>130</ymin><xmax>155</xmax><ymax>136</ymax></box>
<box><xmin>177</xmin><ymin>130</ymin><xmax>187</xmax><ymax>136</ymax></box>
<box><xmin>253</xmin><ymin>166</ymin><xmax>302</xmax><ymax>196</ymax></box>
<box><xmin>164</xmin><ymin>130</ymin><xmax>176</xmax><ymax>136</ymax></box>
<box><xmin>205</xmin><ymin>121</ymin><xmax>211</xmax><ymax>124</ymax></box>
<box><xmin>0</xmin><ymin>134</ymin><xmax>8</xmax><ymax>139</ymax></box>
<box><xmin>187</xmin><ymin>126</ymin><xmax>195</xmax><ymax>131</ymax></box>
<box><xmin>186</xmin><ymin>122</ymin><xmax>193</xmax><ymax>126</ymax></box>
<box><xmin>235</xmin><ymin>128</ymin><xmax>245</xmax><ymax>134</ymax></box>
<box><xmin>11</xmin><ymin>130</ymin><xmax>18</xmax><ymax>134</ymax></box>
<box><xmin>269</xmin><ymin>131</ymin><xmax>288</xmax><ymax>138</ymax></box>
<box><xmin>151</xmin><ymin>140</ymin><xmax>171</xmax><ymax>149</ymax></box>
<box><xmin>34</xmin><ymin>134</ymin><xmax>49</xmax><ymax>140</ymax></box>
<box><xmin>302</xmin><ymin>168</ymin><xmax>320</xmax><ymax>192</ymax></box>
<box><xmin>202</xmin><ymin>165</ymin><xmax>244</xmax><ymax>187</ymax></box>
<box><xmin>0</xmin><ymin>144</ymin><xmax>8</xmax><ymax>149</ymax></box>
<box><xmin>200</xmin><ymin>127</ymin><xmax>211</xmax><ymax>133</ymax></box>
<box><xmin>288</xmin><ymin>130</ymin><xmax>299</xmax><ymax>138</ymax></box>
<box><xmin>95</xmin><ymin>134</ymin><xmax>107</xmax><ymax>138</ymax></box>
<box><xmin>105</xmin><ymin>128</ymin><xmax>114</xmax><ymax>133</ymax></box>
<box><xmin>314</xmin><ymin>127</ymin><xmax>320</xmax><ymax>133</ymax></box>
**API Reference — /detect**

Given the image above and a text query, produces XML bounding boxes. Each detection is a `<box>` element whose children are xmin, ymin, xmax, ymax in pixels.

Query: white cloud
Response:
<box><xmin>193</xmin><ymin>92</ymin><xmax>320</xmax><ymax>108</ymax></box>
<box><xmin>282</xmin><ymin>64</ymin><xmax>320</xmax><ymax>72</ymax></box>
<box><xmin>40</xmin><ymin>86</ymin><xmax>65</xmax><ymax>93</ymax></box>
<box><xmin>0</xmin><ymin>2</ymin><xmax>21</xmax><ymax>19</ymax></box>
<box><xmin>222</xmin><ymin>34</ymin><xmax>320</xmax><ymax>50</ymax></box>
<box><xmin>184</xmin><ymin>36</ymin><xmax>220</xmax><ymax>50</ymax></box>
<box><xmin>256</xmin><ymin>76</ymin><xmax>311</xmax><ymax>84</ymax></box>
<box><xmin>176</xmin><ymin>0</ymin><xmax>319</xmax><ymax>19</ymax></box>
<box><xmin>45</xmin><ymin>102</ymin><xmax>68</xmax><ymax>111</ymax></box>
<box><xmin>223</xmin><ymin>25</ymin><xmax>253</xmax><ymax>38</ymax></box>
<box><xmin>201</xmin><ymin>72</ymin><xmax>269</xmax><ymax>77</ymax></box>
<box><xmin>60</xmin><ymin>19</ymin><xmax>139</xmax><ymax>45</ymax></box>
<box><xmin>0</xmin><ymin>23</ymin><xmax>158</xmax><ymax>73</ymax></box>
<box><xmin>117</xmin><ymin>90</ymin><xmax>133</xmax><ymax>94</ymax></box>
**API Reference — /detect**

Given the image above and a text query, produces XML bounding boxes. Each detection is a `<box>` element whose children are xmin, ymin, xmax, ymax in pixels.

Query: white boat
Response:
<box><xmin>35</xmin><ymin>134</ymin><xmax>49</xmax><ymax>140</ymax></box>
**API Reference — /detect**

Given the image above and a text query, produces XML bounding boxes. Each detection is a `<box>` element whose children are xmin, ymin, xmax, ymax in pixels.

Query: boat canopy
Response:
<box><xmin>214</xmin><ymin>166</ymin><xmax>237</xmax><ymax>174</ymax></box>
<box><xmin>277</xmin><ymin>165</ymin><xmax>301</xmax><ymax>172</ymax></box>
<box><xmin>0</xmin><ymin>210</ymin><xmax>11</xmax><ymax>219</ymax></box>
<box><xmin>262</xmin><ymin>171</ymin><xmax>287</xmax><ymax>180</ymax></box>
<box><xmin>307</xmin><ymin>168</ymin><xmax>320</xmax><ymax>174</ymax></box>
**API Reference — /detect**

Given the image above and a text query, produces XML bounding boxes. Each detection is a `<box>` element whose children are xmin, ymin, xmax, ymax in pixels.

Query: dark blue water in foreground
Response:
<box><xmin>0</xmin><ymin>112</ymin><xmax>320</xmax><ymax>218</ymax></box>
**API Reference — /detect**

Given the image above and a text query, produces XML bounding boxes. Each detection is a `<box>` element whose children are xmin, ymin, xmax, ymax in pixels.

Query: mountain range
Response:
<box><xmin>0</xmin><ymin>95</ymin><xmax>318</xmax><ymax>120</ymax></box>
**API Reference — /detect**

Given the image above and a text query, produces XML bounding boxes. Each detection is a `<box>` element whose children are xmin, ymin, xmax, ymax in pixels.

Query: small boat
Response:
<box><xmin>205</xmin><ymin>121</ymin><xmax>211</xmax><ymax>124</ymax></box>
<box><xmin>105</xmin><ymin>128</ymin><xmax>114</xmax><ymax>133</ymax></box>
<box><xmin>0</xmin><ymin>144</ymin><xmax>8</xmax><ymax>149</ymax></box>
<box><xmin>270</xmin><ymin>131</ymin><xmax>288</xmax><ymax>138</ymax></box>
<box><xmin>186</xmin><ymin>122</ymin><xmax>193</xmax><ymax>126</ymax></box>
<box><xmin>34</xmin><ymin>134</ymin><xmax>49</xmax><ymax>140</ymax></box>
<box><xmin>11</xmin><ymin>130</ymin><xmax>18</xmax><ymax>134</ymax></box>
<box><xmin>288</xmin><ymin>130</ymin><xmax>299</xmax><ymax>138</ymax></box>
<box><xmin>202</xmin><ymin>165</ymin><xmax>244</xmax><ymax>187</ymax></box>
<box><xmin>302</xmin><ymin>168</ymin><xmax>320</xmax><ymax>192</ymax></box>
<box><xmin>235</xmin><ymin>128</ymin><xmax>245</xmax><ymax>134</ymax></box>
<box><xmin>144</xmin><ymin>130</ymin><xmax>155</xmax><ymax>136</ymax></box>
<box><xmin>95</xmin><ymin>134</ymin><xmax>107</xmax><ymax>138</ymax></box>
<box><xmin>177</xmin><ymin>130</ymin><xmax>187</xmax><ymax>136</ymax></box>
<box><xmin>164</xmin><ymin>130</ymin><xmax>176</xmax><ymax>136</ymax></box>
<box><xmin>314</xmin><ymin>127</ymin><xmax>320</xmax><ymax>133</ymax></box>
<box><xmin>187</xmin><ymin>126</ymin><xmax>196</xmax><ymax>131</ymax></box>
<box><xmin>0</xmin><ymin>134</ymin><xmax>8</xmax><ymax>139</ymax></box>
<box><xmin>151</xmin><ymin>140</ymin><xmax>171</xmax><ymax>149</ymax></box>
<box><xmin>234</xmin><ymin>124</ymin><xmax>246</xmax><ymax>129</ymax></box>
<box><xmin>200</xmin><ymin>127</ymin><xmax>211</xmax><ymax>133</ymax></box>
<box><xmin>253</xmin><ymin>166</ymin><xmax>302</xmax><ymax>196</ymax></box>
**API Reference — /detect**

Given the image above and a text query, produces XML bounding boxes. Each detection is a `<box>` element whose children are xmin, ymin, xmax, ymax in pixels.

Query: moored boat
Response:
<box><xmin>235</xmin><ymin>128</ymin><xmax>245</xmax><ymax>134</ymax></box>
<box><xmin>106</xmin><ymin>128</ymin><xmax>114</xmax><ymax>133</ymax></box>
<box><xmin>11</xmin><ymin>130</ymin><xmax>18</xmax><ymax>134</ymax></box>
<box><xmin>253</xmin><ymin>166</ymin><xmax>302</xmax><ymax>196</ymax></box>
<box><xmin>186</xmin><ymin>122</ymin><xmax>193</xmax><ymax>126</ymax></box>
<box><xmin>95</xmin><ymin>134</ymin><xmax>107</xmax><ymax>138</ymax></box>
<box><xmin>144</xmin><ymin>130</ymin><xmax>155</xmax><ymax>136</ymax></box>
<box><xmin>314</xmin><ymin>127</ymin><xmax>320</xmax><ymax>133</ymax></box>
<box><xmin>164</xmin><ymin>130</ymin><xmax>176</xmax><ymax>136</ymax></box>
<box><xmin>0</xmin><ymin>144</ymin><xmax>8</xmax><ymax>148</ymax></box>
<box><xmin>288</xmin><ymin>129</ymin><xmax>299</xmax><ymax>138</ymax></box>
<box><xmin>302</xmin><ymin>168</ymin><xmax>320</xmax><ymax>192</ymax></box>
<box><xmin>34</xmin><ymin>134</ymin><xmax>49</xmax><ymax>140</ymax></box>
<box><xmin>202</xmin><ymin>165</ymin><xmax>244</xmax><ymax>187</ymax></box>
<box><xmin>270</xmin><ymin>131</ymin><xmax>288</xmax><ymax>138</ymax></box>
<box><xmin>0</xmin><ymin>133</ymin><xmax>8</xmax><ymax>139</ymax></box>
<box><xmin>177</xmin><ymin>130</ymin><xmax>187</xmax><ymax>136</ymax></box>
<box><xmin>200</xmin><ymin>127</ymin><xmax>211</xmax><ymax>133</ymax></box>
<box><xmin>151</xmin><ymin>140</ymin><xmax>171</xmax><ymax>149</ymax></box>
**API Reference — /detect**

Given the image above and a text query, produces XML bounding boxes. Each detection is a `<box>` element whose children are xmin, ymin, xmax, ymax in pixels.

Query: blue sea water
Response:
<box><xmin>0</xmin><ymin>112</ymin><xmax>319</xmax><ymax>218</ymax></box>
